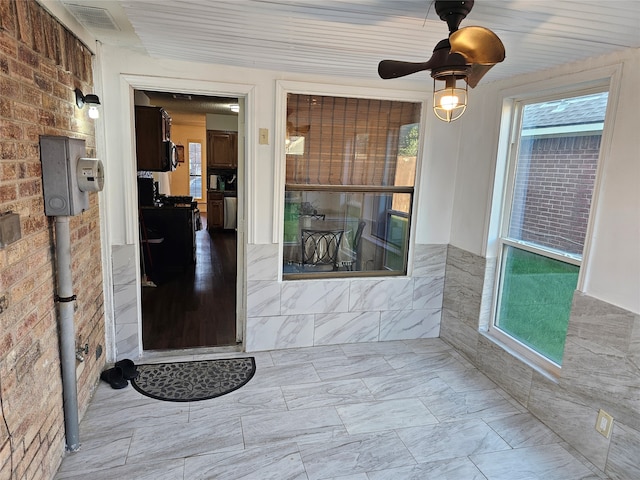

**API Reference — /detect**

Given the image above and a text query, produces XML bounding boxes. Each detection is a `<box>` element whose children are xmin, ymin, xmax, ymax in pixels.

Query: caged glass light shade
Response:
<box><xmin>433</xmin><ymin>74</ymin><xmax>468</xmax><ymax>122</ymax></box>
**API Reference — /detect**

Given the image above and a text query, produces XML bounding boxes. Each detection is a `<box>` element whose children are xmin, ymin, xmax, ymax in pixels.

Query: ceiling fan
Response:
<box><xmin>378</xmin><ymin>0</ymin><xmax>505</xmax><ymax>122</ymax></box>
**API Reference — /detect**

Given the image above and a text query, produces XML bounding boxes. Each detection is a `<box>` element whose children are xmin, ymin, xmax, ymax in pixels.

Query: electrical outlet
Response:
<box><xmin>595</xmin><ymin>409</ymin><xmax>614</xmax><ymax>438</ymax></box>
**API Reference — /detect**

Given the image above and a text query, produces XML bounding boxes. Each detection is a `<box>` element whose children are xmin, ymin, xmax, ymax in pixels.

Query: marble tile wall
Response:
<box><xmin>440</xmin><ymin>245</ymin><xmax>485</xmax><ymax>362</ymax></box>
<box><xmin>112</xmin><ymin>244</ymin><xmax>140</xmax><ymax>360</ymax></box>
<box><xmin>245</xmin><ymin>243</ymin><xmax>446</xmax><ymax>352</ymax></box>
<box><xmin>440</xmin><ymin>245</ymin><xmax>640</xmax><ymax>479</ymax></box>
<box><xmin>109</xmin><ymin>242</ymin><xmax>446</xmax><ymax>360</ymax></box>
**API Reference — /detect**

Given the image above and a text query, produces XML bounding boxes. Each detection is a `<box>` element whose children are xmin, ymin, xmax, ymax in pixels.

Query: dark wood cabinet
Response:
<box><xmin>207</xmin><ymin>130</ymin><xmax>237</xmax><ymax>168</ymax></box>
<box><xmin>135</xmin><ymin>106</ymin><xmax>173</xmax><ymax>171</ymax></box>
<box><xmin>207</xmin><ymin>191</ymin><xmax>224</xmax><ymax>230</ymax></box>
<box><xmin>139</xmin><ymin>206</ymin><xmax>196</xmax><ymax>275</ymax></box>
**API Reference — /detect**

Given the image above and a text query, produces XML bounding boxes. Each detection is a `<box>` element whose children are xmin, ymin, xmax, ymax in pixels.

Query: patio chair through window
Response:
<box><xmin>300</xmin><ymin>229</ymin><xmax>344</xmax><ymax>271</ymax></box>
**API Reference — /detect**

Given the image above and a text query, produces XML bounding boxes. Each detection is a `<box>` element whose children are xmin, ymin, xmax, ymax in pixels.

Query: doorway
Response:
<box><xmin>134</xmin><ymin>89</ymin><xmax>241</xmax><ymax>350</ymax></box>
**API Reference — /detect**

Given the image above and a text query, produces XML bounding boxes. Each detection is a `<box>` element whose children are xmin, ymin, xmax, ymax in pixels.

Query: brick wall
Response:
<box><xmin>0</xmin><ymin>1</ymin><xmax>105</xmax><ymax>479</ymax></box>
<box><xmin>510</xmin><ymin>134</ymin><xmax>600</xmax><ymax>255</ymax></box>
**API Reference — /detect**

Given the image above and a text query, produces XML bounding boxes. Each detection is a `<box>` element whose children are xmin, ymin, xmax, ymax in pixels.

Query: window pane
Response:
<box><xmin>494</xmin><ymin>90</ymin><xmax>608</xmax><ymax>366</ymax></box>
<box><xmin>283</xmin><ymin>190</ymin><xmax>411</xmax><ymax>276</ymax></box>
<box><xmin>189</xmin><ymin>142</ymin><xmax>202</xmax><ymax>199</ymax></box>
<box><xmin>508</xmin><ymin>92</ymin><xmax>607</xmax><ymax>255</ymax></box>
<box><xmin>283</xmin><ymin>93</ymin><xmax>420</xmax><ymax>278</ymax></box>
<box><xmin>496</xmin><ymin>246</ymin><xmax>579</xmax><ymax>364</ymax></box>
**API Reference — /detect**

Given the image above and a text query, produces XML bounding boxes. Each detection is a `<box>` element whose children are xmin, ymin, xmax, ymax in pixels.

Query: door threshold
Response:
<box><xmin>141</xmin><ymin>344</ymin><xmax>244</xmax><ymax>361</ymax></box>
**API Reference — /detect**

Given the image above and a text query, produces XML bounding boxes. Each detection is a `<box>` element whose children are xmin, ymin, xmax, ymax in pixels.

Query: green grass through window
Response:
<box><xmin>496</xmin><ymin>246</ymin><xmax>579</xmax><ymax>364</ymax></box>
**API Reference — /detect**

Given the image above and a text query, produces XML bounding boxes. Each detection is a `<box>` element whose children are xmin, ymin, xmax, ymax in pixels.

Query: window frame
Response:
<box><xmin>274</xmin><ymin>81</ymin><xmax>428</xmax><ymax>280</ymax></box>
<box><xmin>488</xmin><ymin>82</ymin><xmax>614</xmax><ymax>376</ymax></box>
<box><xmin>188</xmin><ymin>140</ymin><xmax>203</xmax><ymax>200</ymax></box>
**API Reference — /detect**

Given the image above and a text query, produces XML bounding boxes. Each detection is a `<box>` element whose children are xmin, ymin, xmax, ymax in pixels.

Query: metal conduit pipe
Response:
<box><xmin>54</xmin><ymin>216</ymin><xmax>80</xmax><ymax>451</ymax></box>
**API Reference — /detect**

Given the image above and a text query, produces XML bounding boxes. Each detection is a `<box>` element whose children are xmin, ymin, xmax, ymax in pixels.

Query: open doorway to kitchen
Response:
<box><xmin>134</xmin><ymin>89</ymin><xmax>242</xmax><ymax>350</ymax></box>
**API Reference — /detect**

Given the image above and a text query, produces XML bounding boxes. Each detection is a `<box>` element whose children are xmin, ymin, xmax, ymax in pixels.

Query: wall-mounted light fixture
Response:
<box><xmin>75</xmin><ymin>88</ymin><xmax>101</xmax><ymax>119</ymax></box>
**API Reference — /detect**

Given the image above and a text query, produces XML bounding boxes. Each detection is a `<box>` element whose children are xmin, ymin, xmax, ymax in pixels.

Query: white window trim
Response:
<box><xmin>485</xmin><ymin>66</ymin><xmax>621</xmax><ymax>376</ymax></box>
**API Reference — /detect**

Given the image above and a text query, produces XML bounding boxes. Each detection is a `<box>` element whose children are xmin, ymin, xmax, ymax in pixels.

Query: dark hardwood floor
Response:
<box><xmin>141</xmin><ymin>219</ymin><xmax>237</xmax><ymax>350</ymax></box>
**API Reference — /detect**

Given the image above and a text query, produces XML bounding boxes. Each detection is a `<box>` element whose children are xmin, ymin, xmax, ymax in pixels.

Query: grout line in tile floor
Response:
<box><xmin>54</xmin><ymin>338</ymin><xmax>609</xmax><ymax>480</ymax></box>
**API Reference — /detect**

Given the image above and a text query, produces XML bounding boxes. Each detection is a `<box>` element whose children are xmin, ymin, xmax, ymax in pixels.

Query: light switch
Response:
<box><xmin>259</xmin><ymin>128</ymin><xmax>269</xmax><ymax>145</ymax></box>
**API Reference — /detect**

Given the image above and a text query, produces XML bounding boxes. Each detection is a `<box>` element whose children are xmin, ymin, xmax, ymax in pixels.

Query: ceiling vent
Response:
<box><xmin>63</xmin><ymin>3</ymin><xmax>120</xmax><ymax>31</ymax></box>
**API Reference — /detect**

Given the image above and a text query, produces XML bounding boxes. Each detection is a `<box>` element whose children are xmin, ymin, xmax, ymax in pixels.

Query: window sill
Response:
<box><xmin>480</xmin><ymin>329</ymin><xmax>561</xmax><ymax>384</ymax></box>
<box><xmin>282</xmin><ymin>269</ymin><xmax>407</xmax><ymax>281</ymax></box>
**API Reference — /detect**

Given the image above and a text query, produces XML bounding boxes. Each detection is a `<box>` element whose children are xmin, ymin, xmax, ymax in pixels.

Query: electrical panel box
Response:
<box><xmin>40</xmin><ymin>136</ymin><xmax>104</xmax><ymax>217</ymax></box>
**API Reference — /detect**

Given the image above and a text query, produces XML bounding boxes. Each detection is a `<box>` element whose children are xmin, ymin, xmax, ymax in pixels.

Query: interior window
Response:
<box><xmin>189</xmin><ymin>141</ymin><xmax>202</xmax><ymax>199</ymax></box>
<box><xmin>491</xmin><ymin>90</ymin><xmax>609</xmax><ymax>368</ymax></box>
<box><xmin>282</xmin><ymin>94</ymin><xmax>421</xmax><ymax>278</ymax></box>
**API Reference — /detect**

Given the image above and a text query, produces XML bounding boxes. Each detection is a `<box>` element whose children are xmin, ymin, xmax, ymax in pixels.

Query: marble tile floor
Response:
<box><xmin>54</xmin><ymin>339</ymin><xmax>609</xmax><ymax>480</ymax></box>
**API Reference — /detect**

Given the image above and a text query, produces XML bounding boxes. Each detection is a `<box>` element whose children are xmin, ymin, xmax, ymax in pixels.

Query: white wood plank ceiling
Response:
<box><xmin>62</xmin><ymin>0</ymin><xmax>640</xmax><ymax>85</ymax></box>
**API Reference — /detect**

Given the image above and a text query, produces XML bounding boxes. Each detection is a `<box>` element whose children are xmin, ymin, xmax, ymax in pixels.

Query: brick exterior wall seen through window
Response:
<box><xmin>509</xmin><ymin>134</ymin><xmax>601</xmax><ymax>255</ymax></box>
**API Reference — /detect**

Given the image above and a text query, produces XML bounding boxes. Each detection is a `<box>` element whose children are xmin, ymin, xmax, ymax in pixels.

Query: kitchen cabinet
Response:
<box><xmin>139</xmin><ymin>206</ymin><xmax>196</xmax><ymax>275</ymax></box>
<box><xmin>207</xmin><ymin>191</ymin><xmax>224</xmax><ymax>230</ymax></box>
<box><xmin>207</xmin><ymin>130</ymin><xmax>237</xmax><ymax>168</ymax></box>
<box><xmin>135</xmin><ymin>106</ymin><xmax>173</xmax><ymax>171</ymax></box>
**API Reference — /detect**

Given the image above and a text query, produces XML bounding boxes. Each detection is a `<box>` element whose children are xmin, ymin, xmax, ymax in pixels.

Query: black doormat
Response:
<box><xmin>131</xmin><ymin>357</ymin><xmax>256</xmax><ymax>402</ymax></box>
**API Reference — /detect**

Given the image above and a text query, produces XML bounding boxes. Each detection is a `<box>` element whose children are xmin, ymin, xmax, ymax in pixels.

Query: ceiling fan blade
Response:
<box><xmin>465</xmin><ymin>63</ymin><xmax>495</xmax><ymax>88</ymax></box>
<box><xmin>378</xmin><ymin>60</ymin><xmax>432</xmax><ymax>79</ymax></box>
<box><xmin>449</xmin><ymin>26</ymin><xmax>505</xmax><ymax>65</ymax></box>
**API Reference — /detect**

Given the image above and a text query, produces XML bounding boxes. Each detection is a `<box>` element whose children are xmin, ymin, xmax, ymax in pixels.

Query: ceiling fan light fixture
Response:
<box><xmin>433</xmin><ymin>73</ymin><xmax>467</xmax><ymax>122</ymax></box>
<box><xmin>377</xmin><ymin>1</ymin><xmax>505</xmax><ymax>124</ymax></box>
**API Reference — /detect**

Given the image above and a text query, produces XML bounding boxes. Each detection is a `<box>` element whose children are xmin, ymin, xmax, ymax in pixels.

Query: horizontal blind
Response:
<box><xmin>286</xmin><ymin>94</ymin><xmax>420</xmax><ymax>186</ymax></box>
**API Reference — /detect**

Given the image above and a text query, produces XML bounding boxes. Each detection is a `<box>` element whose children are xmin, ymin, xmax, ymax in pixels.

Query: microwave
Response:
<box><xmin>161</xmin><ymin>141</ymin><xmax>178</xmax><ymax>172</ymax></box>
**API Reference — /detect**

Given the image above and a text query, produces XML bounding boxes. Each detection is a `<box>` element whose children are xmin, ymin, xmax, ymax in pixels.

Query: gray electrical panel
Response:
<box><xmin>40</xmin><ymin>136</ymin><xmax>89</xmax><ymax>216</ymax></box>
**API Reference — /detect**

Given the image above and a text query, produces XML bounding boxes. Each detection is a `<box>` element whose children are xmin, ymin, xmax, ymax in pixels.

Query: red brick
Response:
<box><xmin>17</xmin><ymin>178</ymin><xmax>40</xmax><ymax>197</ymax></box>
<box><xmin>38</xmin><ymin>109</ymin><xmax>56</xmax><ymax>128</ymax></box>
<box><xmin>19</xmin><ymin>84</ymin><xmax>42</xmax><ymax>107</ymax></box>
<box><xmin>0</xmin><ymin>120</ymin><xmax>22</xmax><ymax>140</ymax></box>
<box><xmin>0</xmin><ymin>184</ymin><xmax>17</xmax><ymax>201</ymax></box>
<box><xmin>34</xmin><ymin>72</ymin><xmax>52</xmax><ymax>92</ymax></box>
<box><xmin>0</xmin><ymin>161</ymin><xmax>18</xmax><ymax>182</ymax></box>
<box><xmin>16</xmin><ymin>143</ymin><xmax>39</xmax><ymax>162</ymax></box>
<box><xmin>14</xmin><ymin>0</ymin><xmax>32</xmax><ymax>47</ymax></box>
<box><xmin>0</xmin><ymin>77</ymin><xmax>20</xmax><ymax>100</ymax></box>
<box><xmin>30</xmin><ymin>5</ymin><xmax>45</xmax><ymax>56</ymax></box>
<box><xmin>0</xmin><ymin>332</ymin><xmax>13</xmax><ymax>358</ymax></box>
<box><xmin>0</xmin><ymin>0</ymin><xmax>17</xmax><ymax>36</ymax></box>
<box><xmin>0</xmin><ymin>32</ymin><xmax>18</xmax><ymax>58</ymax></box>
<box><xmin>23</xmin><ymin>124</ymin><xmax>42</xmax><ymax>142</ymax></box>
<box><xmin>8</xmin><ymin>58</ymin><xmax>33</xmax><ymax>83</ymax></box>
<box><xmin>13</xmin><ymin>103</ymin><xmax>38</xmax><ymax>124</ymax></box>
<box><xmin>17</xmin><ymin>44</ymin><xmax>38</xmax><ymax>69</ymax></box>
<box><xmin>0</xmin><ymin>97</ymin><xmax>11</xmax><ymax>117</ymax></box>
